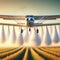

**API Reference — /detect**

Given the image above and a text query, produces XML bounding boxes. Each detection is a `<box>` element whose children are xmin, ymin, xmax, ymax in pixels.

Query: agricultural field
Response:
<box><xmin>0</xmin><ymin>47</ymin><xmax>60</xmax><ymax>60</ymax></box>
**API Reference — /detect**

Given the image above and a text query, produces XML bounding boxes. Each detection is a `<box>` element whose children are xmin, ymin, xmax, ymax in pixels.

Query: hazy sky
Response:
<box><xmin>0</xmin><ymin>0</ymin><xmax>60</xmax><ymax>15</ymax></box>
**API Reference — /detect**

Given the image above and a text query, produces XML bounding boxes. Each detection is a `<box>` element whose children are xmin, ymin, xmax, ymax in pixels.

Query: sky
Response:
<box><xmin>0</xmin><ymin>0</ymin><xmax>60</xmax><ymax>15</ymax></box>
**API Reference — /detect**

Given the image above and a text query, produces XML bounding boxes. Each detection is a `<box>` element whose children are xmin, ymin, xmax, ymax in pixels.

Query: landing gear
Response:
<box><xmin>29</xmin><ymin>28</ymin><xmax>31</xmax><ymax>31</ymax></box>
<box><xmin>21</xmin><ymin>28</ymin><xmax>23</xmax><ymax>33</ymax></box>
<box><xmin>36</xmin><ymin>29</ymin><xmax>39</xmax><ymax>33</ymax></box>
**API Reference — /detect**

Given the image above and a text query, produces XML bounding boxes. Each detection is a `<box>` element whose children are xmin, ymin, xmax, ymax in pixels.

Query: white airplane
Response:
<box><xmin>0</xmin><ymin>15</ymin><xmax>60</xmax><ymax>26</ymax></box>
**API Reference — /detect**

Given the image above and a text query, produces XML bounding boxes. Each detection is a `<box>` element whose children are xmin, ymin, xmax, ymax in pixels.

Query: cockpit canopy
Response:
<box><xmin>26</xmin><ymin>15</ymin><xmax>34</xmax><ymax>26</ymax></box>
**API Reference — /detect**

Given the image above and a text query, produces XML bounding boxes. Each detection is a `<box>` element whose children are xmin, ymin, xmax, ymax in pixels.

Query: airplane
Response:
<box><xmin>0</xmin><ymin>15</ymin><xmax>60</xmax><ymax>27</ymax></box>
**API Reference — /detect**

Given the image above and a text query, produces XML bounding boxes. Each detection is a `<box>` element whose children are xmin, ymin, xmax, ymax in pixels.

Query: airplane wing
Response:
<box><xmin>0</xmin><ymin>15</ymin><xmax>60</xmax><ymax>26</ymax></box>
